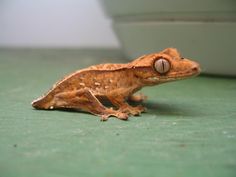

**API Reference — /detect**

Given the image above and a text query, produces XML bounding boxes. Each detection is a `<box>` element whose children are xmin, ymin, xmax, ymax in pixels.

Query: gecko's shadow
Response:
<box><xmin>141</xmin><ymin>100</ymin><xmax>200</xmax><ymax>117</ymax></box>
<box><xmin>33</xmin><ymin>100</ymin><xmax>200</xmax><ymax>118</ymax></box>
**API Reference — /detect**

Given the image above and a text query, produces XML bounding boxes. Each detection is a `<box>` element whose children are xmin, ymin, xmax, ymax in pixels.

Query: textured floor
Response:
<box><xmin>0</xmin><ymin>49</ymin><xmax>236</xmax><ymax>177</ymax></box>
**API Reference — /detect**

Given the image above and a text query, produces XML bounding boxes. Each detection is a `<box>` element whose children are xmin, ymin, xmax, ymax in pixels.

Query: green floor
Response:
<box><xmin>0</xmin><ymin>49</ymin><xmax>236</xmax><ymax>177</ymax></box>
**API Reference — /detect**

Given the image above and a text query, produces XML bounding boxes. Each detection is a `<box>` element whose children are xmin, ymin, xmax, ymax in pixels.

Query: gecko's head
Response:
<box><xmin>132</xmin><ymin>48</ymin><xmax>201</xmax><ymax>85</ymax></box>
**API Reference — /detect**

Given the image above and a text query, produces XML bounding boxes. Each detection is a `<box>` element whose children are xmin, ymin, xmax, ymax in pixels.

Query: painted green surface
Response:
<box><xmin>0</xmin><ymin>49</ymin><xmax>236</xmax><ymax>177</ymax></box>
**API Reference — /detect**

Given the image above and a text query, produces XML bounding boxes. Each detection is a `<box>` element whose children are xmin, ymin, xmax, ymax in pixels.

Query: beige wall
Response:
<box><xmin>0</xmin><ymin>0</ymin><xmax>120</xmax><ymax>48</ymax></box>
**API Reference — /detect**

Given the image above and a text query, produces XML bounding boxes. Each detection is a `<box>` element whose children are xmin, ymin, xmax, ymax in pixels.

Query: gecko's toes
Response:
<box><xmin>137</xmin><ymin>105</ymin><xmax>147</xmax><ymax>113</ymax></box>
<box><xmin>115</xmin><ymin>112</ymin><xmax>129</xmax><ymax>120</ymax></box>
<box><xmin>100</xmin><ymin>115</ymin><xmax>109</xmax><ymax>121</ymax></box>
<box><xmin>125</xmin><ymin>105</ymin><xmax>146</xmax><ymax>116</ymax></box>
<box><xmin>99</xmin><ymin>112</ymin><xmax>129</xmax><ymax>121</ymax></box>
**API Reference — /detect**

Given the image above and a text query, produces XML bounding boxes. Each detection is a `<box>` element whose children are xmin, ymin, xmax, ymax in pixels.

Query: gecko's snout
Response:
<box><xmin>191</xmin><ymin>63</ymin><xmax>201</xmax><ymax>75</ymax></box>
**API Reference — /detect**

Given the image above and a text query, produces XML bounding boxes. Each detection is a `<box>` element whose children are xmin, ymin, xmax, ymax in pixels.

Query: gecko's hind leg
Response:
<box><xmin>128</xmin><ymin>93</ymin><xmax>147</xmax><ymax>103</ymax></box>
<box><xmin>107</xmin><ymin>95</ymin><xmax>146</xmax><ymax>116</ymax></box>
<box><xmin>52</xmin><ymin>89</ymin><xmax>129</xmax><ymax>121</ymax></box>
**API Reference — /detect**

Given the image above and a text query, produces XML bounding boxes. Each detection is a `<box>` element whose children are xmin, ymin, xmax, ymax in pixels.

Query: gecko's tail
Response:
<box><xmin>31</xmin><ymin>94</ymin><xmax>54</xmax><ymax>110</ymax></box>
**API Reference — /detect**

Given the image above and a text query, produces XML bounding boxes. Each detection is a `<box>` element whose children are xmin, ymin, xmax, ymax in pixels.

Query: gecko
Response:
<box><xmin>32</xmin><ymin>48</ymin><xmax>200</xmax><ymax>121</ymax></box>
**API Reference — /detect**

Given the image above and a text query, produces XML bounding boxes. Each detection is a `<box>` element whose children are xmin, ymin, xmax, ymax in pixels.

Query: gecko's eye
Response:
<box><xmin>154</xmin><ymin>58</ymin><xmax>171</xmax><ymax>74</ymax></box>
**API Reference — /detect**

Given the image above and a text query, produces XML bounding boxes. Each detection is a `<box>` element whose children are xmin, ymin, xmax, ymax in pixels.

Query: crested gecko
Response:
<box><xmin>32</xmin><ymin>48</ymin><xmax>200</xmax><ymax>121</ymax></box>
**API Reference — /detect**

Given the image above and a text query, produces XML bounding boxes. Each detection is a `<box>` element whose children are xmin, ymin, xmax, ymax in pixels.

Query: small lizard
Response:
<box><xmin>32</xmin><ymin>48</ymin><xmax>200</xmax><ymax>121</ymax></box>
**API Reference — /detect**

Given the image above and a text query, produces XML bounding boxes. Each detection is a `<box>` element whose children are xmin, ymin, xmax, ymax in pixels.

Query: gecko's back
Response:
<box><xmin>31</xmin><ymin>62</ymin><xmax>134</xmax><ymax>110</ymax></box>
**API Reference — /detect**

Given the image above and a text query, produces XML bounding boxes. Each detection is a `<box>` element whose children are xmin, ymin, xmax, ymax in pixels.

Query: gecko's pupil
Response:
<box><xmin>154</xmin><ymin>58</ymin><xmax>170</xmax><ymax>74</ymax></box>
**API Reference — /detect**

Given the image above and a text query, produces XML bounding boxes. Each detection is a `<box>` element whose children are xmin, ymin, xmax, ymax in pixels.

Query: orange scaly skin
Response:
<box><xmin>32</xmin><ymin>48</ymin><xmax>200</xmax><ymax>121</ymax></box>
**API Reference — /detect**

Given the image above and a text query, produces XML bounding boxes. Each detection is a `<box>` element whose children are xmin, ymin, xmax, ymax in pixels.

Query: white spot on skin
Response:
<box><xmin>109</xmin><ymin>79</ymin><xmax>113</xmax><ymax>83</ymax></box>
<box><xmin>105</xmin><ymin>86</ymin><xmax>109</xmax><ymax>89</ymax></box>
<box><xmin>49</xmin><ymin>106</ymin><xmax>54</xmax><ymax>109</ymax></box>
<box><xmin>95</xmin><ymin>82</ymin><xmax>100</xmax><ymax>86</ymax></box>
<box><xmin>79</xmin><ymin>83</ymin><xmax>85</xmax><ymax>86</ymax></box>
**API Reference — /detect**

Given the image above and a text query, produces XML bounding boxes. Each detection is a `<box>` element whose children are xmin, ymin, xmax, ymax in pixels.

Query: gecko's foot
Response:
<box><xmin>120</xmin><ymin>105</ymin><xmax>146</xmax><ymax>116</ymax></box>
<box><xmin>100</xmin><ymin>111</ymin><xmax>129</xmax><ymax>121</ymax></box>
<box><xmin>136</xmin><ymin>105</ymin><xmax>147</xmax><ymax>113</ymax></box>
<box><xmin>100</xmin><ymin>115</ymin><xmax>109</xmax><ymax>121</ymax></box>
<box><xmin>115</xmin><ymin>112</ymin><xmax>129</xmax><ymax>120</ymax></box>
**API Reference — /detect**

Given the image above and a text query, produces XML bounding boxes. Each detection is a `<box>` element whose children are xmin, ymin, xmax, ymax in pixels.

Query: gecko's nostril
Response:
<box><xmin>191</xmin><ymin>65</ymin><xmax>200</xmax><ymax>73</ymax></box>
<box><xmin>192</xmin><ymin>66</ymin><xmax>198</xmax><ymax>72</ymax></box>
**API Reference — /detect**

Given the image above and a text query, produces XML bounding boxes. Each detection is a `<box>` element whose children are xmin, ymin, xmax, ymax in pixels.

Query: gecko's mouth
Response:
<box><xmin>166</xmin><ymin>71</ymin><xmax>200</xmax><ymax>81</ymax></box>
<box><xmin>147</xmin><ymin>67</ymin><xmax>201</xmax><ymax>83</ymax></box>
